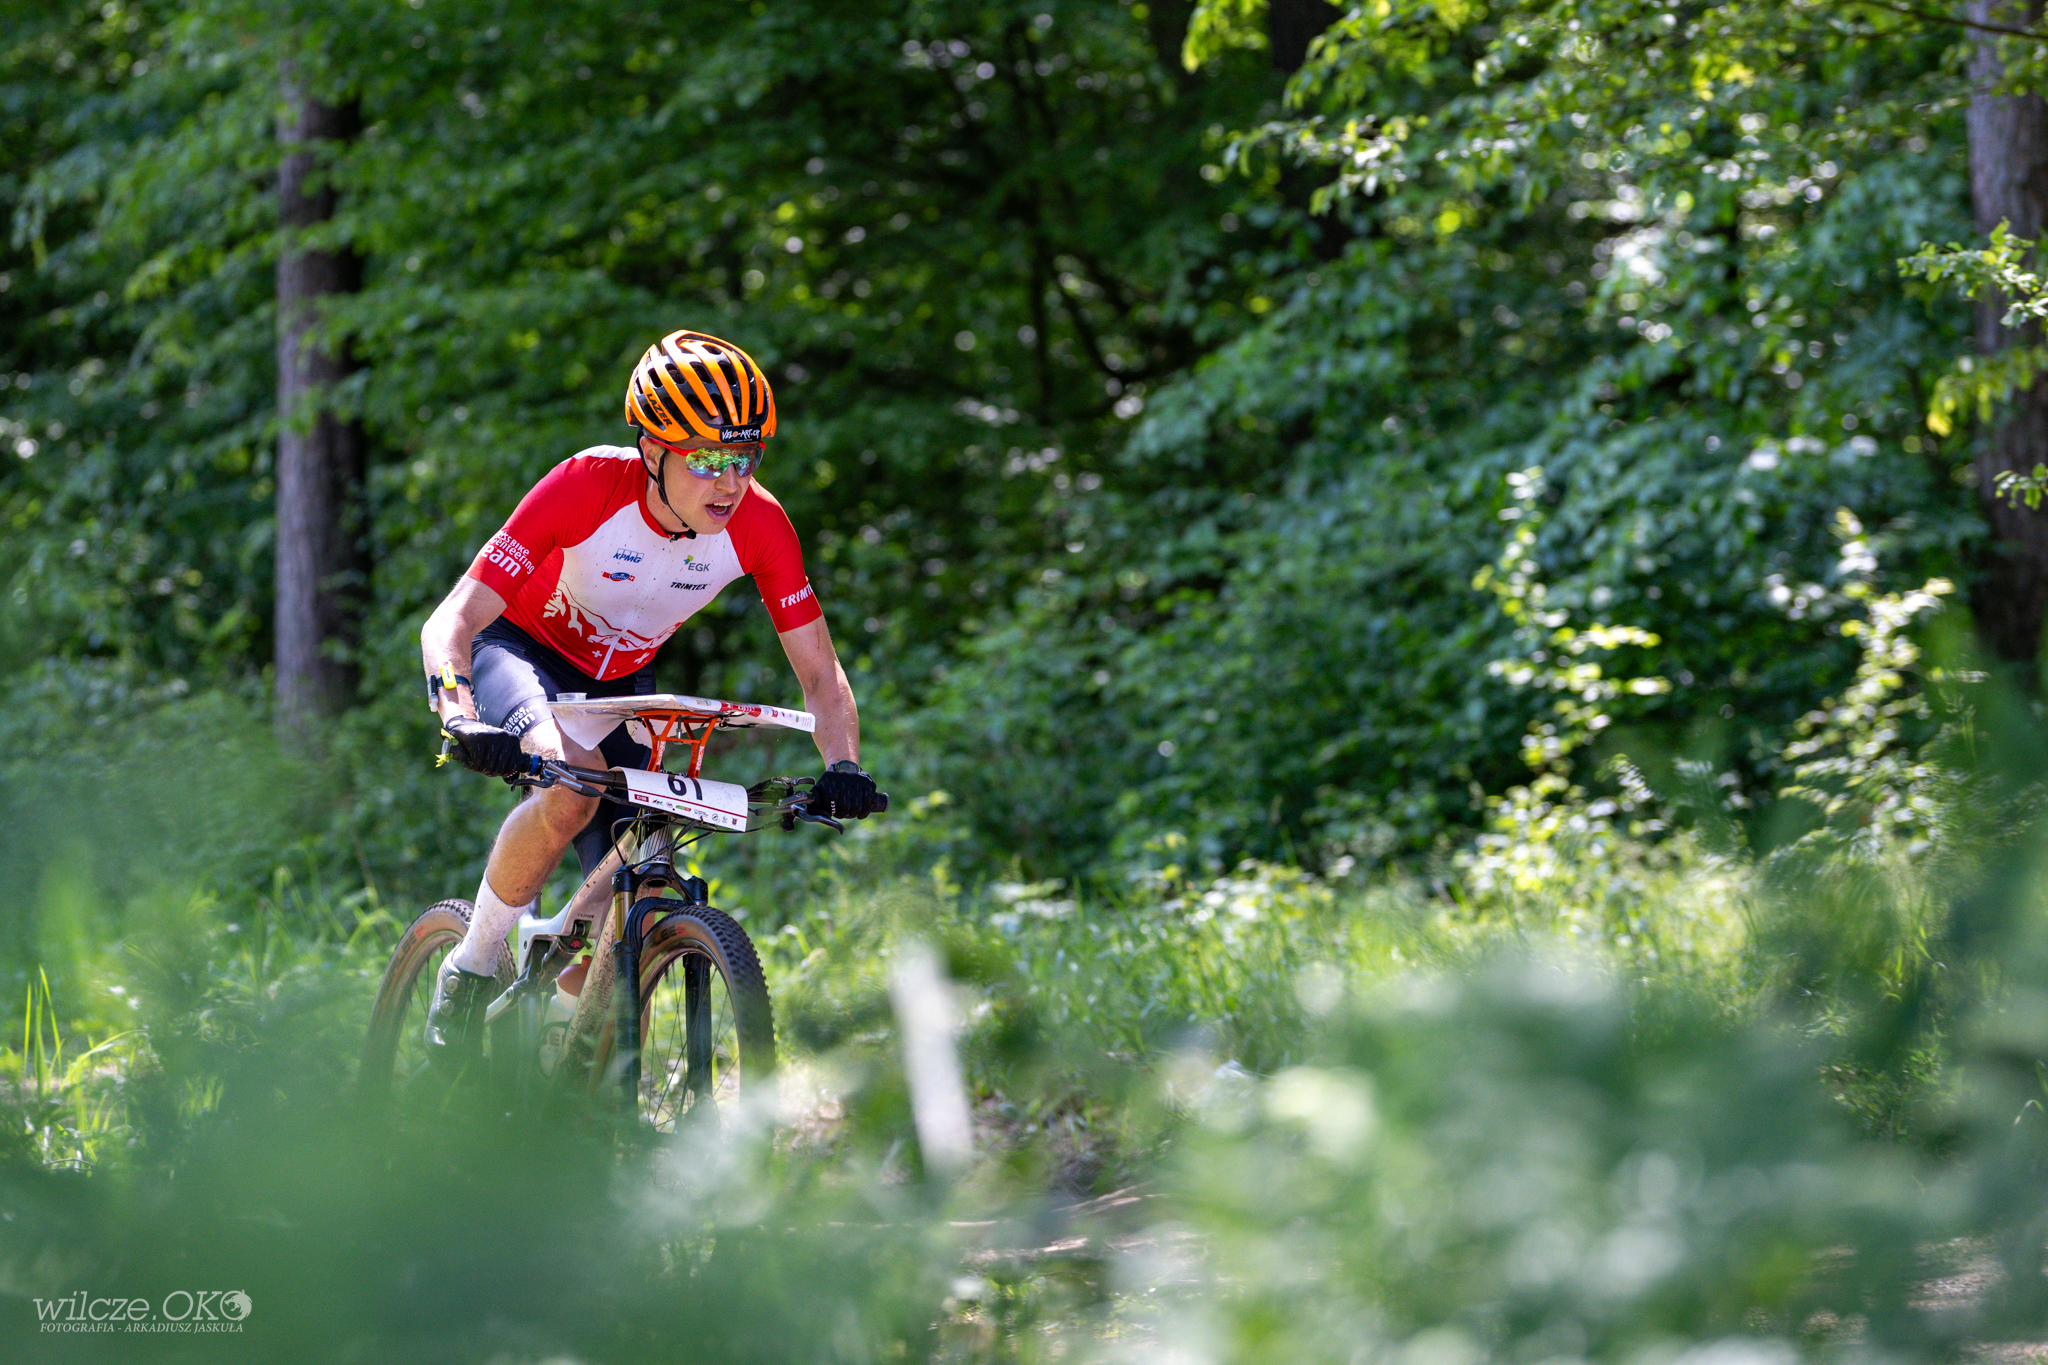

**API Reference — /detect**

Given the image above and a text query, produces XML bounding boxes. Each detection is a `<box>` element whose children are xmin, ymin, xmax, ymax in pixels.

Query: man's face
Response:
<box><xmin>638</xmin><ymin>435</ymin><xmax>755</xmax><ymax>536</ymax></box>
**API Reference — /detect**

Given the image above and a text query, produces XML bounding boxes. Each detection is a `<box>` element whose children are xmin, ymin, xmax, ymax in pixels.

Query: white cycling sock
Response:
<box><xmin>448</xmin><ymin>876</ymin><xmax>534</xmax><ymax>977</ymax></box>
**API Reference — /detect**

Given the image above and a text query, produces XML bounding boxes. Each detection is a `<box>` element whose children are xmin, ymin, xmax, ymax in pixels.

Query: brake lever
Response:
<box><xmin>776</xmin><ymin>790</ymin><xmax>844</xmax><ymax>833</ymax></box>
<box><xmin>509</xmin><ymin>757</ymin><xmax>612</xmax><ymax>799</ymax></box>
<box><xmin>547</xmin><ymin>759</ymin><xmax>616</xmax><ymax>798</ymax></box>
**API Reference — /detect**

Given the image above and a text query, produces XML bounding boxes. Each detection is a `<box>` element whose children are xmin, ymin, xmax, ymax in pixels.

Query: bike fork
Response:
<box><xmin>613</xmin><ymin>904</ymin><xmax>642</xmax><ymax>1122</ymax></box>
<box><xmin>610</xmin><ymin>866</ymin><xmax>647</xmax><ymax>1125</ymax></box>
<box><xmin>608</xmin><ymin>850</ymin><xmax>708</xmax><ymax>1128</ymax></box>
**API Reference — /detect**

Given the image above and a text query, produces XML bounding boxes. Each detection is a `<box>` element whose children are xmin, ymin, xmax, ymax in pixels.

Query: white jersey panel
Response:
<box><xmin>537</xmin><ymin>502</ymin><xmax>747</xmax><ymax>677</ymax></box>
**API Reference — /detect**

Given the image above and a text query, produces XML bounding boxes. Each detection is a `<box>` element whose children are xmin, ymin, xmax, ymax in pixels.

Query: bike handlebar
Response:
<box><xmin>510</xmin><ymin>757</ymin><xmax>888</xmax><ymax>829</ymax></box>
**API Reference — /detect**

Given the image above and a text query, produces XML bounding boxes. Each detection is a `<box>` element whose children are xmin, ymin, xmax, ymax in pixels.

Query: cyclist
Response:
<box><xmin>417</xmin><ymin>329</ymin><xmax>883</xmax><ymax>1053</ymax></box>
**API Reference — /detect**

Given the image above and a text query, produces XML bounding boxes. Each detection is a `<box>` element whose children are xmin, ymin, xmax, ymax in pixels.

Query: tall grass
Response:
<box><xmin>0</xmin><ymin>968</ymin><xmax>138</xmax><ymax>1171</ymax></box>
<box><xmin>6</xmin><ymin>812</ymin><xmax>2042</xmax><ymax>1363</ymax></box>
<box><xmin>5</xmin><ymin>653</ymin><xmax>2047</xmax><ymax>1360</ymax></box>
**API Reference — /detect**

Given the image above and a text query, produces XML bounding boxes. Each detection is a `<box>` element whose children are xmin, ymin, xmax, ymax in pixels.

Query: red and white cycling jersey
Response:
<box><xmin>465</xmin><ymin>446</ymin><xmax>822</xmax><ymax>681</ymax></box>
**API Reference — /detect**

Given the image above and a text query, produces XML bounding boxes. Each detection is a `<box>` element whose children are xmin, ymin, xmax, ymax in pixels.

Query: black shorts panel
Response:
<box><xmin>471</xmin><ymin>618</ymin><xmax>654</xmax><ymax>744</ymax></box>
<box><xmin>469</xmin><ymin>617</ymin><xmax>655</xmax><ymax>875</ymax></box>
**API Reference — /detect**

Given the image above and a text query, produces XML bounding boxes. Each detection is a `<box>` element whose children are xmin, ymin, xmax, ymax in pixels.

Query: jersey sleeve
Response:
<box><xmin>466</xmin><ymin>454</ymin><xmax>631</xmax><ymax>599</ymax></box>
<box><xmin>733</xmin><ymin>483</ymin><xmax>825</xmax><ymax>633</ymax></box>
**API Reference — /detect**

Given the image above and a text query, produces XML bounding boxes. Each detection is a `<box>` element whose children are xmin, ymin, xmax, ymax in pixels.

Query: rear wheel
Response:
<box><xmin>361</xmin><ymin>899</ymin><xmax>514</xmax><ymax>1109</ymax></box>
<box><xmin>590</xmin><ymin>904</ymin><xmax>776</xmax><ymax>1132</ymax></box>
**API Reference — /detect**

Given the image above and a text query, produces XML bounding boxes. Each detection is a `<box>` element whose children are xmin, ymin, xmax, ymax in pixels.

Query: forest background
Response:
<box><xmin>11</xmin><ymin>0</ymin><xmax>2048</xmax><ymax>1361</ymax></box>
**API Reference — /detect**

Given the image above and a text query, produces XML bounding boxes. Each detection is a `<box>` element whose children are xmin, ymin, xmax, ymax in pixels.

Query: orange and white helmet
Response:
<box><xmin>624</xmin><ymin>330</ymin><xmax>778</xmax><ymax>444</ymax></box>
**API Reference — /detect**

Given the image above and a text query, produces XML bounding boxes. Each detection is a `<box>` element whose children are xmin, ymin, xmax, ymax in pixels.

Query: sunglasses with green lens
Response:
<box><xmin>680</xmin><ymin>442</ymin><xmax>765</xmax><ymax>480</ymax></box>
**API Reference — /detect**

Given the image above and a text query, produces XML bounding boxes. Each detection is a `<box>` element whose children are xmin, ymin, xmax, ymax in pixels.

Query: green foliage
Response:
<box><xmin>917</xmin><ymin>0</ymin><xmax>1987</xmax><ymax>874</ymax></box>
<box><xmin>3</xmin><ymin>0</ymin><xmax>1287</xmax><ymax>705</ymax></box>
<box><xmin>19</xmin><ymin>2</ymin><xmax>2048</xmax><ymax>1358</ymax></box>
<box><xmin>1181</xmin><ymin>0</ymin><xmax>1268</xmax><ymax>71</ymax></box>
<box><xmin>0</xmin><ymin>0</ymin><xmax>2020</xmax><ymax>891</ymax></box>
<box><xmin>1776</xmin><ymin>574</ymin><xmax>1964</xmax><ymax>848</ymax></box>
<box><xmin>1901</xmin><ymin>222</ymin><xmax>2048</xmax><ymax>509</ymax></box>
<box><xmin>4</xmin><ymin>763</ymin><xmax>2048</xmax><ymax>1358</ymax></box>
<box><xmin>2</xmin><ymin>607</ymin><xmax>2046</xmax><ymax>1356</ymax></box>
<box><xmin>0</xmin><ymin>966</ymin><xmax>140</xmax><ymax>1172</ymax></box>
<box><xmin>12</xmin><ymin>4</ymin><xmax>2048</xmax><ymax>1357</ymax></box>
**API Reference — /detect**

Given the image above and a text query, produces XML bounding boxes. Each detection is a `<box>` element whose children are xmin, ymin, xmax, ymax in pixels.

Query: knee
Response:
<box><xmin>539</xmin><ymin>786</ymin><xmax>600</xmax><ymax>836</ymax></box>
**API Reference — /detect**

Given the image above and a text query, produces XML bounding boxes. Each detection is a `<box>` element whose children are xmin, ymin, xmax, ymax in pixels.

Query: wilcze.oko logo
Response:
<box><xmin>33</xmin><ymin>1289</ymin><xmax>251</xmax><ymax>1333</ymax></box>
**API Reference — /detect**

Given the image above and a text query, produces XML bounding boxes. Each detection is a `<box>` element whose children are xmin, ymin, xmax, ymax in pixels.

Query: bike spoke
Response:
<box><xmin>639</xmin><ymin>944</ymin><xmax>744</xmax><ymax>1134</ymax></box>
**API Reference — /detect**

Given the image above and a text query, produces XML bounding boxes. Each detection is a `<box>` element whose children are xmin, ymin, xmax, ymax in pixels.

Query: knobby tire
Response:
<box><xmin>588</xmin><ymin>902</ymin><xmax>776</xmax><ymax>1133</ymax></box>
<box><xmin>360</xmin><ymin>898</ymin><xmax>514</xmax><ymax>1111</ymax></box>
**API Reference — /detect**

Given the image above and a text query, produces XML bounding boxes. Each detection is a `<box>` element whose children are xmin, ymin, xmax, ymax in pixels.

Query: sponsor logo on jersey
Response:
<box><xmin>602</xmin><ymin>571</ymin><xmax>635</xmax><ymax>582</ymax></box>
<box><xmin>718</xmin><ymin>425</ymin><xmax>764</xmax><ymax>443</ymax></box>
<box><xmin>612</xmin><ymin>549</ymin><xmax>644</xmax><ymax>563</ymax></box>
<box><xmin>681</xmin><ymin>555</ymin><xmax>711</xmax><ymax>573</ymax></box>
<box><xmin>670</xmin><ymin>581</ymin><xmax>708</xmax><ymax>590</ymax></box>
<box><xmin>483</xmin><ymin>532</ymin><xmax>536</xmax><ymax>579</ymax></box>
<box><xmin>778</xmin><ymin>584</ymin><xmax>815</xmax><ymax>610</ymax></box>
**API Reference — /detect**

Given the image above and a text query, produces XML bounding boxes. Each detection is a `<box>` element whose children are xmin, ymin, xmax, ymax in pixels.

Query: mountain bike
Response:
<box><xmin>360</xmin><ymin>693</ymin><xmax>882</xmax><ymax>1133</ymax></box>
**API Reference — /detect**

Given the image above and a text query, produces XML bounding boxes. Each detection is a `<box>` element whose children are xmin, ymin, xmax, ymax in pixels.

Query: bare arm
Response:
<box><xmin>776</xmin><ymin>614</ymin><xmax>859</xmax><ymax>768</ymax></box>
<box><xmin>420</xmin><ymin>576</ymin><xmax>509</xmax><ymax>725</ymax></box>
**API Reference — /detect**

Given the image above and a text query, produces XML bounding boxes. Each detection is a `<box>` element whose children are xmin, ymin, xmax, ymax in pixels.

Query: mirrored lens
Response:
<box><xmin>682</xmin><ymin>443</ymin><xmax>764</xmax><ymax>480</ymax></box>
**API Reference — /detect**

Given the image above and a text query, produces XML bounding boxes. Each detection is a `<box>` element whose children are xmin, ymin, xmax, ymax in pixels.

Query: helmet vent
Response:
<box><xmin>624</xmin><ymin>329</ymin><xmax>777</xmax><ymax>444</ymax></box>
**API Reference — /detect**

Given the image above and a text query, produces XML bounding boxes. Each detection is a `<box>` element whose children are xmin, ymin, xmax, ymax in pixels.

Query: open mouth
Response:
<box><xmin>705</xmin><ymin>499</ymin><xmax>736</xmax><ymax>521</ymax></box>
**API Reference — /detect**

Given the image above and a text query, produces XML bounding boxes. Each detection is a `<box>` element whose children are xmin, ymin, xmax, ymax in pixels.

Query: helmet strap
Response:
<box><xmin>638</xmin><ymin>441</ymin><xmax>697</xmax><ymax>541</ymax></box>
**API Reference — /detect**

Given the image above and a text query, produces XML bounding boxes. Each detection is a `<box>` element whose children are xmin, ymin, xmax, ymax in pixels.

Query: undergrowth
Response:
<box><xmin>1</xmin><ymin>572</ymin><xmax>2038</xmax><ymax>1360</ymax></box>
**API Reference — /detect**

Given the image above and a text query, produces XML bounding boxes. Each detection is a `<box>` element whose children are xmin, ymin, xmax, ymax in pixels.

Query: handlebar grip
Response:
<box><xmin>874</xmin><ymin>791</ymin><xmax>889</xmax><ymax>813</ymax></box>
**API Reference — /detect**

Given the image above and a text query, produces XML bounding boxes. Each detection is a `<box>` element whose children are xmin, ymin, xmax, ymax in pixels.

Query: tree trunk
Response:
<box><xmin>1966</xmin><ymin>0</ymin><xmax>2048</xmax><ymax>685</ymax></box>
<box><xmin>275</xmin><ymin>72</ymin><xmax>365</xmax><ymax>723</ymax></box>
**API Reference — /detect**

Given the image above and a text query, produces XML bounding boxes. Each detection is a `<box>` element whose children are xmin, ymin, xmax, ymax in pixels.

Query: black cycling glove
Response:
<box><xmin>812</xmin><ymin>760</ymin><xmax>886</xmax><ymax>819</ymax></box>
<box><xmin>441</xmin><ymin>717</ymin><xmax>527</xmax><ymax>779</ymax></box>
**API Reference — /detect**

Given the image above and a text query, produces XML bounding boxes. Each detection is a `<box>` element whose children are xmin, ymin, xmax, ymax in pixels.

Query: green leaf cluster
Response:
<box><xmin>0</xmin><ymin>0</ymin><xmax>2016</xmax><ymax>891</ymax></box>
<box><xmin>924</xmin><ymin>0</ymin><xmax>1986</xmax><ymax>872</ymax></box>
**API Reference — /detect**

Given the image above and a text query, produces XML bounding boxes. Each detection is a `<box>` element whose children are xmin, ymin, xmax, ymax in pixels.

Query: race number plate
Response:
<box><xmin>613</xmin><ymin>768</ymin><xmax>751</xmax><ymax>832</ymax></box>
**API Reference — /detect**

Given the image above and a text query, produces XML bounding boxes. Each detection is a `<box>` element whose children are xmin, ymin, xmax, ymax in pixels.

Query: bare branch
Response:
<box><xmin>1843</xmin><ymin>0</ymin><xmax>2048</xmax><ymax>42</ymax></box>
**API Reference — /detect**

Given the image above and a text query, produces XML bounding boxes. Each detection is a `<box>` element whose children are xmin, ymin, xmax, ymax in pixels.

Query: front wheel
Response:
<box><xmin>360</xmin><ymin>898</ymin><xmax>514</xmax><ymax>1110</ymax></box>
<box><xmin>590</xmin><ymin>904</ymin><xmax>776</xmax><ymax>1132</ymax></box>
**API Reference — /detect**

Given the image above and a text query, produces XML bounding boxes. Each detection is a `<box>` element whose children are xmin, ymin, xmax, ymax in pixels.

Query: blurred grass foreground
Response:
<box><xmin>7</xmin><ymin>655</ymin><xmax>2048</xmax><ymax>1364</ymax></box>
